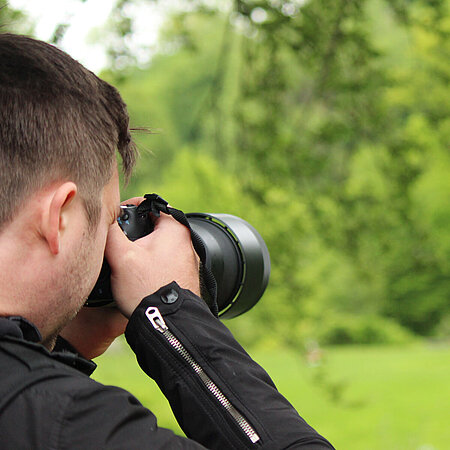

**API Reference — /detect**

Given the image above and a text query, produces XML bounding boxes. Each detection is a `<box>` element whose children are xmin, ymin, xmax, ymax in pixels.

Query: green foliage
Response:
<box><xmin>316</xmin><ymin>314</ymin><xmax>414</xmax><ymax>345</ymax></box>
<box><xmin>10</xmin><ymin>0</ymin><xmax>449</xmax><ymax>344</ymax></box>
<box><xmin>0</xmin><ymin>4</ymin><xmax>32</xmax><ymax>34</ymax></box>
<box><xmin>108</xmin><ymin>0</ymin><xmax>450</xmax><ymax>345</ymax></box>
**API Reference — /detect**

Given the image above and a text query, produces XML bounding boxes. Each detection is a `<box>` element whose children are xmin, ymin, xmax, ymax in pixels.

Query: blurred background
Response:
<box><xmin>3</xmin><ymin>0</ymin><xmax>449</xmax><ymax>448</ymax></box>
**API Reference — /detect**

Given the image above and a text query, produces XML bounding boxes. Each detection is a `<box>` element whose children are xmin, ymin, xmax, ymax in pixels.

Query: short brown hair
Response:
<box><xmin>0</xmin><ymin>33</ymin><xmax>137</xmax><ymax>229</ymax></box>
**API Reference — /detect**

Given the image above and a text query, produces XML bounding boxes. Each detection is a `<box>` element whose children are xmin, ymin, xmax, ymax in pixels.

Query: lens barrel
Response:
<box><xmin>87</xmin><ymin>209</ymin><xmax>270</xmax><ymax>318</ymax></box>
<box><xmin>186</xmin><ymin>213</ymin><xmax>270</xmax><ymax>318</ymax></box>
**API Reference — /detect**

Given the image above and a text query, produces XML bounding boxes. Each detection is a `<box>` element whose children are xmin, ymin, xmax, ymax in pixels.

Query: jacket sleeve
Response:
<box><xmin>125</xmin><ymin>282</ymin><xmax>334</xmax><ymax>450</ymax></box>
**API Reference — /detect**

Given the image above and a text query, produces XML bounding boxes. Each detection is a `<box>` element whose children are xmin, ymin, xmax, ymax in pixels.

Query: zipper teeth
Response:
<box><xmin>162</xmin><ymin>327</ymin><xmax>260</xmax><ymax>444</ymax></box>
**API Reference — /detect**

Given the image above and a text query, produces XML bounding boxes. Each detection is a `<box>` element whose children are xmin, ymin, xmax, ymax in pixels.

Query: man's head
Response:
<box><xmin>0</xmin><ymin>34</ymin><xmax>138</xmax><ymax>342</ymax></box>
<box><xmin>0</xmin><ymin>33</ymin><xmax>137</xmax><ymax>230</ymax></box>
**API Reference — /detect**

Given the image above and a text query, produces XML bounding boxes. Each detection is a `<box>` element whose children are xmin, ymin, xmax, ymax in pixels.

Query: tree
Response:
<box><xmin>6</xmin><ymin>0</ymin><xmax>449</xmax><ymax>344</ymax></box>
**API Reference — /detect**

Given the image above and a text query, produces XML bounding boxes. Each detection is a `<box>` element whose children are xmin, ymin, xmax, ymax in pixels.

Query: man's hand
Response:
<box><xmin>59</xmin><ymin>307</ymin><xmax>128</xmax><ymax>360</ymax></box>
<box><xmin>61</xmin><ymin>197</ymin><xmax>199</xmax><ymax>358</ymax></box>
<box><xmin>105</xmin><ymin>197</ymin><xmax>200</xmax><ymax>318</ymax></box>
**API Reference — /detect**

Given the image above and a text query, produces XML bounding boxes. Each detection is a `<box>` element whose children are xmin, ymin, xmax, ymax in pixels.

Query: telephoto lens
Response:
<box><xmin>86</xmin><ymin>206</ymin><xmax>270</xmax><ymax>318</ymax></box>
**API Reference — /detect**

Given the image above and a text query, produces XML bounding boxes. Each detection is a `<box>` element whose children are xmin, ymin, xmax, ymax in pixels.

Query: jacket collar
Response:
<box><xmin>0</xmin><ymin>316</ymin><xmax>96</xmax><ymax>376</ymax></box>
<box><xmin>0</xmin><ymin>316</ymin><xmax>42</xmax><ymax>342</ymax></box>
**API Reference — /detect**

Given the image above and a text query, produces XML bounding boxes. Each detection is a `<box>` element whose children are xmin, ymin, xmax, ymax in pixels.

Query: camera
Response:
<box><xmin>86</xmin><ymin>204</ymin><xmax>270</xmax><ymax>318</ymax></box>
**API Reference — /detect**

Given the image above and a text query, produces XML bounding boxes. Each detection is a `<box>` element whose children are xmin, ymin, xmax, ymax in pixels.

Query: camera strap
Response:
<box><xmin>136</xmin><ymin>194</ymin><xmax>219</xmax><ymax>317</ymax></box>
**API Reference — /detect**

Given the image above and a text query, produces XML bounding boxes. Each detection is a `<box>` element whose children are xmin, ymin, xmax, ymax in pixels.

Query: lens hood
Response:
<box><xmin>186</xmin><ymin>213</ymin><xmax>270</xmax><ymax>318</ymax></box>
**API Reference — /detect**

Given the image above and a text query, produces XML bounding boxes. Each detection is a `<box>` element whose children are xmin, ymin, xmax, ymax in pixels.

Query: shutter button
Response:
<box><xmin>161</xmin><ymin>288</ymin><xmax>179</xmax><ymax>304</ymax></box>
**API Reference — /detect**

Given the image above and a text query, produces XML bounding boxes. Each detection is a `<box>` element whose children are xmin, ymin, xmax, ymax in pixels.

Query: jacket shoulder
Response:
<box><xmin>0</xmin><ymin>337</ymin><xmax>198</xmax><ymax>450</ymax></box>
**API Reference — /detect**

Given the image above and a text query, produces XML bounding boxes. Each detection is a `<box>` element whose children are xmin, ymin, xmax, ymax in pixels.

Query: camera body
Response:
<box><xmin>116</xmin><ymin>204</ymin><xmax>154</xmax><ymax>241</ymax></box>
<box><xmin>87</xmin><ymin>204</ymin><xmax>270</xmax><ymax>318</ymax></box>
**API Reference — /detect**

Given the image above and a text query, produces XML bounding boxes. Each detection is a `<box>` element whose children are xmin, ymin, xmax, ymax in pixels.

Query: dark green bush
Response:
<box><xmin>317</xmin><ymin>314</ymin><xmax>414</xmax><ymax>345</ymax></box>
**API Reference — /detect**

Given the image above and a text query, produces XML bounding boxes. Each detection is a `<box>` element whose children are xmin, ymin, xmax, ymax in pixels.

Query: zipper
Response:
<box><xmin>145</xmin><ymin>306</ymin><xmax>260</xmax><ymax>444</ymax></box>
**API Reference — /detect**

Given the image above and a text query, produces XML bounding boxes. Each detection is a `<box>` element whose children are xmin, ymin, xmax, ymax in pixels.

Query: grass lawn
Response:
<box><xmin>93</xmin><ymin>341</ymin><xmax>449</xmax><ymax>449</ymax></box>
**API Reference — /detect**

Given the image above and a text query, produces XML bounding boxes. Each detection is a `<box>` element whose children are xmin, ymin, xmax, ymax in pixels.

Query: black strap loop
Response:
<box><xmin>137</xmin><ymin>194</ymin><xmax>219</xmax><ymax>317</ymax></box>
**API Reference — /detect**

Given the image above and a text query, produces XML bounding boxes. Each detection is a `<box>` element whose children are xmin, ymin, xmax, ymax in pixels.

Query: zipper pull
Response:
<box><xmin>145</xmin><ymin>307</ymin><xmax>168</xmax><ymax>332</ymax></box>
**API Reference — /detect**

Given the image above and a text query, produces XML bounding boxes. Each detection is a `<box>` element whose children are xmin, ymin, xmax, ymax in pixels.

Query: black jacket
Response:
<box><xmin>0</xmin><ymin>283</ymin><xmax>333</xmax><ymax>449</ymax></box>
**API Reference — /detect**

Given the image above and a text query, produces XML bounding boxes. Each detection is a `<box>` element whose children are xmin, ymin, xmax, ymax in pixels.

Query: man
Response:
<box><xmin>0</xmin><ymin>34</ymin><xmax>333</xmax><ymax>449</ymax></box>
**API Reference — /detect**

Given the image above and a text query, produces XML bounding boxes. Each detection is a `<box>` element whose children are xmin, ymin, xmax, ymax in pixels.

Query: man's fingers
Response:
<box><xmin>104</xmin><ymin>198</ymin><xmax>201</xmax><ymax>315</ymax></box>
<box><xmin>104</xmin><ymin>221</ymin><xmax>130</xmax><ymax>264</ymax></box>
<box><xmin>152</xmin><ymin>211</ymin><xmax>190</xmax><ymax>236</ymax></box>
<box><xmin>120</xmin><ymin>196</ymin><xmax>144</xmax><ymax>206</ymax></box>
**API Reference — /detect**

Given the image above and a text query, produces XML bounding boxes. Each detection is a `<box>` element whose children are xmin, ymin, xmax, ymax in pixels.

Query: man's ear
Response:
<box><xmin>42</xmin><ymin>182</ymin><xmax>78</xmax><ymax>255</ymax></box>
